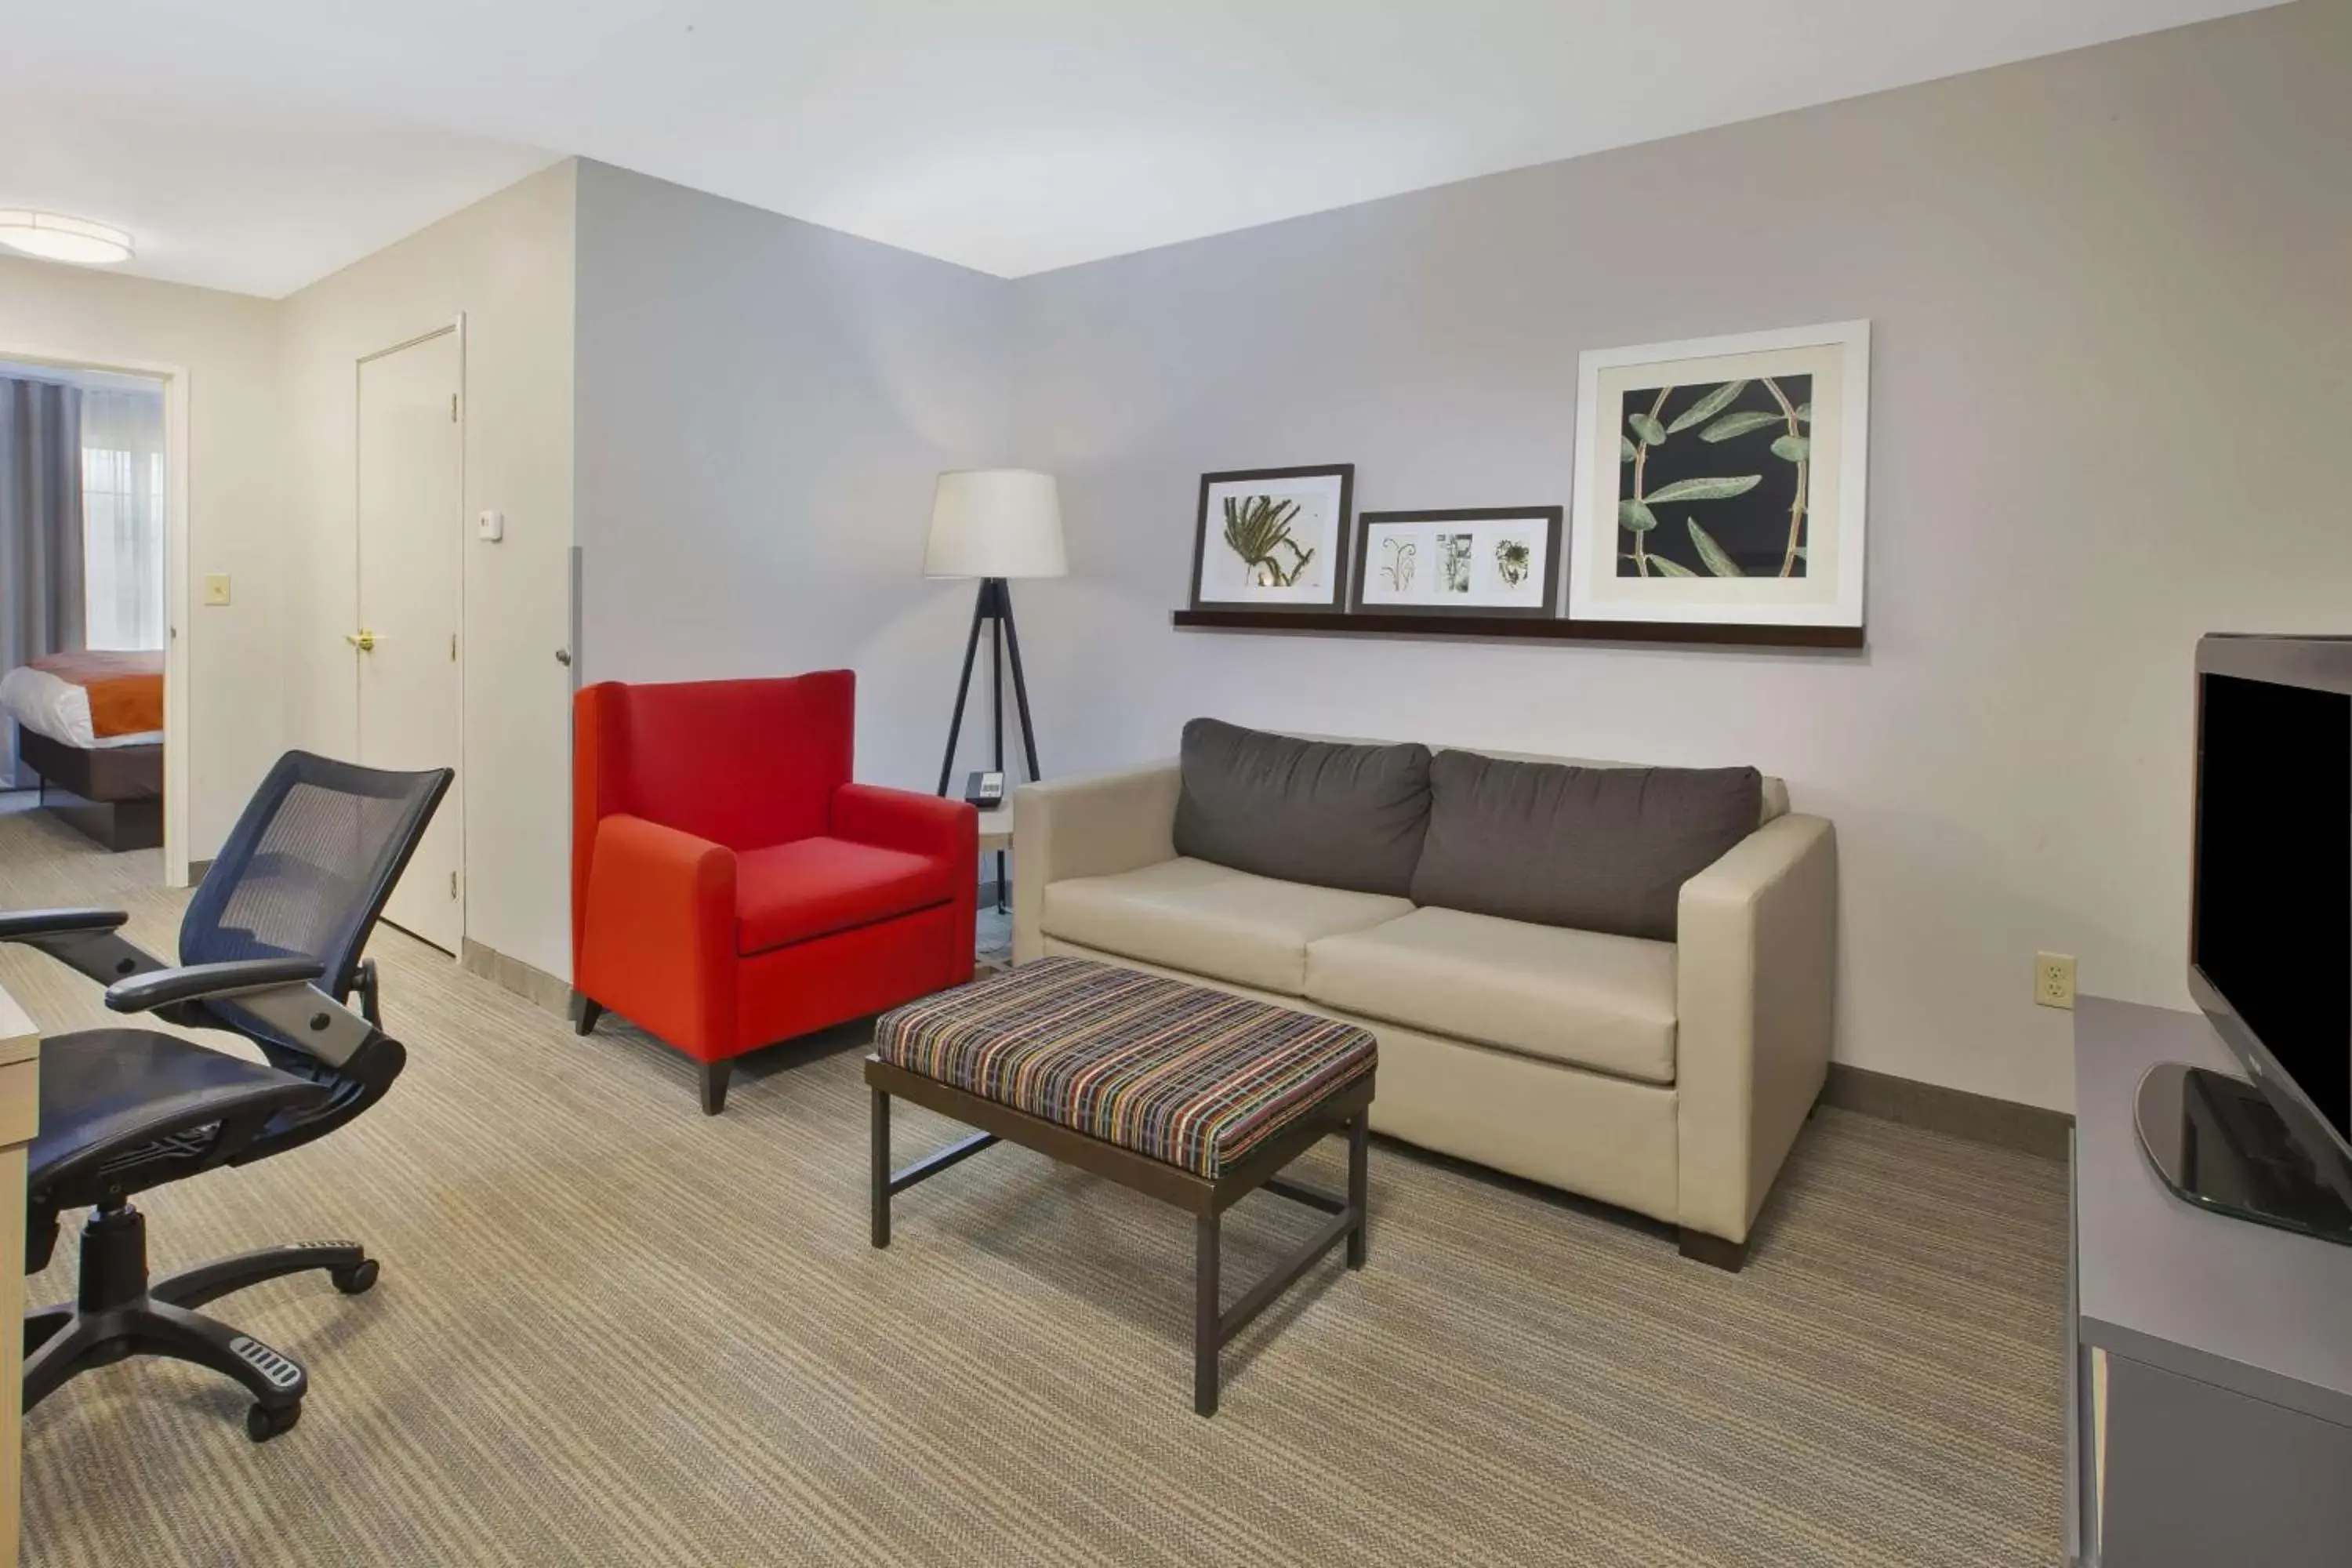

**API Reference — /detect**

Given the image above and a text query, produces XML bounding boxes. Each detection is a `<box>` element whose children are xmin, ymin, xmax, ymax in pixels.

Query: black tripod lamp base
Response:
<box><xmin>936</xmin><ymin>576</ymin><xmax>1041</xmax><ymax>798</ymax></box>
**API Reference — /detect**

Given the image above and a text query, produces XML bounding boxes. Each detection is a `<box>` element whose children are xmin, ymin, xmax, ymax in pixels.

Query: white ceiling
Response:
<box><xmin>2</xmin><ymin>0</ymin><xmax>2283</xmax><ymax>298</ymax></box>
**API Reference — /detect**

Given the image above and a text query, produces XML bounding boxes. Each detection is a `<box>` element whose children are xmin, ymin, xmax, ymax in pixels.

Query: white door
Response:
<box><xmin>356</xmin><ymin>328</ymin><xmax>463</xmax><ymax>952</ymax></box>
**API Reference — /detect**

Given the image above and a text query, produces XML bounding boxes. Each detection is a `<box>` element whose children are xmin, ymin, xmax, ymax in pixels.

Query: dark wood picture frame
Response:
<box><xmin>1351</xmin><ymin>506</ymin><xmax>1564</xmax><ymax>619</ymax></box>
<box><xmin>1188</xmin><ymin>463</ymin><xmax>1355</xmax><ymax>615</ymax></box>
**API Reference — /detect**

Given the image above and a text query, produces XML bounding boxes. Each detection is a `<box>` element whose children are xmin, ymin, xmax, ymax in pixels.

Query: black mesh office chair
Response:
<box><xmin>0</xmin><ymin>751</ymin><xmax>449</xmax><ymax>1442</ymax></box>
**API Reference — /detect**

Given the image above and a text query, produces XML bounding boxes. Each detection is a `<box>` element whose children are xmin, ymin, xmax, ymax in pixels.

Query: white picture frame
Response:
<box><xmin>1567</xmin><ymin>320</ymin><xmax>1869</xmax><ymax>632</ymax></box>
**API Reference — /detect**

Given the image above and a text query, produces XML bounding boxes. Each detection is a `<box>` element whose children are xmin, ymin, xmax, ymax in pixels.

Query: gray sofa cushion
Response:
<box><xmin>1411</xmin><ymin>751</ymin><xmax>1762</xmax><ymax>941</ymax></box>
<box><xmin>1173</xmin><ymin>719</ymin><xmax>1432</xmax><ymax>898</ymax></box>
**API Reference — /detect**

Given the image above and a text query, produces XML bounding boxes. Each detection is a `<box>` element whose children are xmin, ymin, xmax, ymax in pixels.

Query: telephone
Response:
<box><xmin>964</xmin><ymin>771</ymin><xmax>1006</xmax><ymax>808</ymax></box>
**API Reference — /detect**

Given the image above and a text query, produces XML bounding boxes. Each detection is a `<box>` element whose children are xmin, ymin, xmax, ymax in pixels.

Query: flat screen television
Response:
<box><xmin>2139</xmin><ymin>634</ymin><xmax>2352</xmax><ymax>1243</ymax></box>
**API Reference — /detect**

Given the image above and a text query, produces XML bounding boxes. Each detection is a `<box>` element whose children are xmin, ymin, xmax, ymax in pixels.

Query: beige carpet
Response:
<box><xmin>0</xmin><ymin>804</ymin><xmax>2068</xmax><ymax>1566</ymax></box>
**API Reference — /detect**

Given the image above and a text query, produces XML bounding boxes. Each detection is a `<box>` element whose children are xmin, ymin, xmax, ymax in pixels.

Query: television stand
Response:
<box><xmin>2071</xmin><ymin>1000</ymin><xmax>2352</xmax><ymax>1566</ymax></box>
<box><xmin>2135</xmin><ymin>1061</ymin><xmax>2352</xmax><ymax>1246</ymax></box>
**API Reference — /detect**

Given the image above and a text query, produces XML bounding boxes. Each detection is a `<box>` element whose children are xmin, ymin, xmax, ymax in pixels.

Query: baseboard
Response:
<box><xmin>1823</xmin><ymin>1064</ymin><xmax>2071</xmax><ymax>1160</ymax></box>
<box><xmin>459</xmin><ymin>938</ymin><xmax>573</xmax><ymax>1018</ymax></box>
<box><xmin>187</xmin><ymin>858</ymin><xmax>212</xmax><ymax>882</ymax></box>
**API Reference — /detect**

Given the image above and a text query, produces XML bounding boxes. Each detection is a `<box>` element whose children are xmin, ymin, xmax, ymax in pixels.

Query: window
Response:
<box><xmin>79</xmin><ymin>387</ymin><xmax>166</xmax><ymax>651</ymax></box>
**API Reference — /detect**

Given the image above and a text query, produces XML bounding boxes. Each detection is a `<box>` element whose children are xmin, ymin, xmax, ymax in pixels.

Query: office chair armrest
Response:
<box><xmin>106</xmin><ymin>957</ymin><xmax>326</xmax><ymax>1014</ymax></box>
<box><xmin>106</xmin><ymin>958</ymin><xmax>378</xmax><ymax>1070</ymax></box>
<box><xmin>0</xmin><ymin>907</ymin><xmax>128</xmax><ymax>941</ymax></box>
<box><xmin>0</xmin><ymin>907</ymin><xmax>168</xmax><ymax>990</ymax></box>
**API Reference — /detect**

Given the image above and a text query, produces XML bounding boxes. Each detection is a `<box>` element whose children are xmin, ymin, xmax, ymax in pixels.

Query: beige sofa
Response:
<box><xmin>1010</xmin><ymin>747</ymin><xmax>1837</xmax><ymax>1269</ymax></box>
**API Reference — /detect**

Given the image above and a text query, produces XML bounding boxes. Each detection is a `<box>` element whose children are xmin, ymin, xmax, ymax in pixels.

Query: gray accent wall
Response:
<box><xmin>572</xmin><ymin>160</ymin><xmax>1014</xmax><ymax>791</ymax></box>
<box><xmin>1003</xmin><ymin>2</ymin><xmax>2352</xmax><ymax>1111</ymax></box>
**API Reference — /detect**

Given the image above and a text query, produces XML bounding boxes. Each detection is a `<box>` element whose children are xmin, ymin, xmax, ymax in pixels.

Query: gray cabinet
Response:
<box><xmin>2071</xmin><ymin>999</ymin><xmax>2352</xmax><ymax>1565</ymax></box>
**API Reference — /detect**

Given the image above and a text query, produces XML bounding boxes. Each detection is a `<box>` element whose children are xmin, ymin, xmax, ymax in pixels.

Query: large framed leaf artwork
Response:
<box><xmin>1189</xmin><ymin>464</ymin><xmax>1354</xmax><ymax>615</ymax></box>
<box><xmin>1567</xmin><ymin>321</ymin><xmax>1869</xmax><ymax>637</ymax></box>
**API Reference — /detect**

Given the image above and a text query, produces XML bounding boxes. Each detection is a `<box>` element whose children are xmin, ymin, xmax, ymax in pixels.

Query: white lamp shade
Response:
<box><xmin>924</xmin><ymin>469</ymin><xmax>1066</xmax><ymax>579</ymax></box>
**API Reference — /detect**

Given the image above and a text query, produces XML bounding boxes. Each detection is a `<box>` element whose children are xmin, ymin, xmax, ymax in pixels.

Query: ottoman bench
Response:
<box><xmin>866</xmin><ymin>956</ymin><xmax>1377</xmax><ymax>1416</ymax></box>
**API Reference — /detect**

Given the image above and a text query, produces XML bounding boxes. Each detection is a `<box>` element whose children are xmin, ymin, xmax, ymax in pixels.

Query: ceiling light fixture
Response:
<box><xmin>0</xmin><ymin>211</ymin><xmax>134</xmax><ymax>267</ymax></box>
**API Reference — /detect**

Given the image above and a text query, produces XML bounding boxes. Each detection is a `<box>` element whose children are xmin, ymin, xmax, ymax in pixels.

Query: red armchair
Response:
<box><xmin>571</xmin><ymin>670</ymin><xmax>976</xmax><ymax>1112</ymax></box>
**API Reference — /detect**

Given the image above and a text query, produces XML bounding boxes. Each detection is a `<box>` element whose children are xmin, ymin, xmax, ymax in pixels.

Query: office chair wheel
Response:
<box><xmin>246</xmin><ymin>1401</ymin><xmax>301</xmax><ymax>1443</ymax></box>
<box><xmin>330</xmin><ymin>1258</ymin><xmax>379</xmax><ymax>1295</ymax></box>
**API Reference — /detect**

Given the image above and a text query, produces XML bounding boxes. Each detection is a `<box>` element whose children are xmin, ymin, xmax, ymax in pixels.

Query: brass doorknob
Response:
<box><xmin>345</xmin><ymin>630</ymin><xmax>378</xmax><ymax>652</ymax></box>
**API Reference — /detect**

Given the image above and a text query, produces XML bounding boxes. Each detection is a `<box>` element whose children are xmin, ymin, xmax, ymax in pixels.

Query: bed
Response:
<box><xmin>0</xmin><ymin>651</ymin><xmax>164</xmax><ymax>851</ymax></box>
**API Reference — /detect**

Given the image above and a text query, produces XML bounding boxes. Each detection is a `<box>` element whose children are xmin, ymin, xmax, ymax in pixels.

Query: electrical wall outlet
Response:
<box><xmin>2035</xmin><ymin>952</ymin><xmax>2077</xmax><ymax>1011</ymax></box>
<box><xmin>202</xmin><ymin>573</ymin><xmax>231</xmax><ymax>607</ymax></box>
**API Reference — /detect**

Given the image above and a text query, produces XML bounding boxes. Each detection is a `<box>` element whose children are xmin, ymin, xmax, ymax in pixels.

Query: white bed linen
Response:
<box><xmin>0</xmin><ymin>664</ymin><xmax>162</xmax><ymax>749</ymax></box>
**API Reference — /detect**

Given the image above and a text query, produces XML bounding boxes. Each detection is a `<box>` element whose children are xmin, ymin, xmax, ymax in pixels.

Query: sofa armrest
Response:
<box><xmin>1674</xmin><ymin>812</ymin><xmax>1838</xmax><ymax>1246</ymax></box>
<box><xmin>577</xmin><ymin>814</ymin><xmax>740</xmax><ymax>1054</ymax></box>
<box><xmin>1011</xmin><ymin>760</ymin><xmax>1181</xmax><ymax>964</ymax></box>
<box><xmin>832</xmin><ymin>783</ymin><xmax>977</xmax><ymax>866</ymax></box>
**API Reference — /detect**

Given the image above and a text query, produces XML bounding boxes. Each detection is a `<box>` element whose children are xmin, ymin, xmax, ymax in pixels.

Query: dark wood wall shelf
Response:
<box><xmin>1170</xmin><ymin>608</ymin><xmax>1864</xmax><ymax>650</ymax></box>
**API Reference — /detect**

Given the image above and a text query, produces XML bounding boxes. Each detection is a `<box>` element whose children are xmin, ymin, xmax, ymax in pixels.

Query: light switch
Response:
<box><xmin>202</xmin><ymin>573</ymin><xmax>231</xmax><ymax>606</ymax></box>
<box><xmin>477</xmin><ymin>510</ymin><xmax>505</xmax><ymax>543</ymax></box>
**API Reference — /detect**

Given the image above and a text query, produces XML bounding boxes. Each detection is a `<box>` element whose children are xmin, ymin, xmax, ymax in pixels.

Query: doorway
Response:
<box><xmin>0</xmin><ymin>351</ymin><xmax>188</xmax><ymax>883</ymax></box>
<box><xmin>354</xmin><ymin>325</ymin><xmax>463</xmax><ymax>952</ymax></box>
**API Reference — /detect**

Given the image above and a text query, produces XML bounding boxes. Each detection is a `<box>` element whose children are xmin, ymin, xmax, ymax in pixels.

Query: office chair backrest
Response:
<box><xmin>180</xmin><ymin>751</ymin><xmax>453</xmax><ymax>1005</ymax></box>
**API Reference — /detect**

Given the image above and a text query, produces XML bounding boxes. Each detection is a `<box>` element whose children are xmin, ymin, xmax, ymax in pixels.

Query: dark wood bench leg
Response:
<box><xmin>1346</xmin><ymin>1111</ymin><xmax>1370</xmax><ymax>1270</ymax></box>
<box><xmin>866</xmin><ymin>1054</ymin><xmax>1373</xmax><ymax>1416</ymax></box>
<box><xmin>1195</xmin><ymin>1210</ymin><xmax>1221</xmax><ymax>1417</ymax></box>
<box><xmin>871</xmin><ymin>1087</ymin><xmax>891</xmax><ymax>1249</ymax></box>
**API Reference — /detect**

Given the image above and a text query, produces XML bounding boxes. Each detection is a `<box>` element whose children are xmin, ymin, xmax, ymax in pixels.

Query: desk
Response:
<box><xmin>0</xmin><ymin>982</ymin><xmax>39</xmax><ymax>1568</ymax></box>
<box><xmin>2070</xmin><ymin>997</ymin><xmax>2352</xmax><ymax>1565</ymax></box>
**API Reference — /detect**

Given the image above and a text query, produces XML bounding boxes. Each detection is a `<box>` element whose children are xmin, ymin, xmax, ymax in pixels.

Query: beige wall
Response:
<box><xmin>0</xmin><ymin>255</ymin><xmax>283</xmax><ymax>858</ymax></box>
<box><xmin>278</xmin><ymin>162</ymin><xmax>578</xmax><ymax>978</ymax></box>
<box><xmin>1006</xmin><ymin>2</ymin><xmax>2352</xmax><ymax>1112</ymax></box>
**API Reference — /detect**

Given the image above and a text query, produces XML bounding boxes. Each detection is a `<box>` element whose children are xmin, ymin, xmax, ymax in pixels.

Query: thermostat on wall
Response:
<box><xmin>476</xmin><ymin>510</ymin><xmax>505</xmax><ymax>543</ymax></box>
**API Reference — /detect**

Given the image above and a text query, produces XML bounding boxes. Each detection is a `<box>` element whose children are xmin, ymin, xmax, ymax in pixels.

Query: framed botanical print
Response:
<box><xmin>1567</xmin><ymin>321</ymin><xmax>1869</xmax><ymax>633</ymax></box>
<box><xmin>1189</xmin><ymin>464</ymin><xmax>1353</xmax><ymax>614</ymax></box>
<box><xmin>1354</xmin><ymin>506</ymin><xmax>1563</xmax><ymax>618</ymax></box>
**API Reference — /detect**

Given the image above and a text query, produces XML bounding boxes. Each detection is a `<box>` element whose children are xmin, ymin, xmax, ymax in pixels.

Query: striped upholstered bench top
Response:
<box><xmin>873</xmin><ymin>958</ymin><xmax>1376</xmax><ymax>1179</ymax></box>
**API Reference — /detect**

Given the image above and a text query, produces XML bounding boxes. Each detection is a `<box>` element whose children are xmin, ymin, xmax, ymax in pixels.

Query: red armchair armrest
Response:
<box><xmin>833</xmin><ymin>784</ymin><xmax>978</xmax><ymax>989</ymax></box>
<box><xmin>831</xmin><ymin>784</ymin><xmax>978</xmax><ymax>864</ymax></box>
<box><xmin>578</xmin><ymin>814</ymin><xmax>740</xmax><ymax>1054</ymax></box>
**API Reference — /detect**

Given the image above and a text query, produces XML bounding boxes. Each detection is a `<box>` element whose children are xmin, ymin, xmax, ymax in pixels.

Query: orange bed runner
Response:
<box><xmin>31</xmin><ymin>651</ymin><xmax>164</xmax><ymax>739</ymax></box>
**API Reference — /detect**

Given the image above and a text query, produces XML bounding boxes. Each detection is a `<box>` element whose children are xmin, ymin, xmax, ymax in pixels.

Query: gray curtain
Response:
<box><xmin>0</xmin><ymin>376</ymin><xmax>85</xmax><ymax>786</ymax></box>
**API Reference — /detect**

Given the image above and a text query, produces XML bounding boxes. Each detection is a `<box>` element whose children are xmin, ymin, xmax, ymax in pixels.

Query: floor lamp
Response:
<box><xmin>925</xmin><ymin>472</ymin><xmax>1066</xmax><ymax>891</ymax></box>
